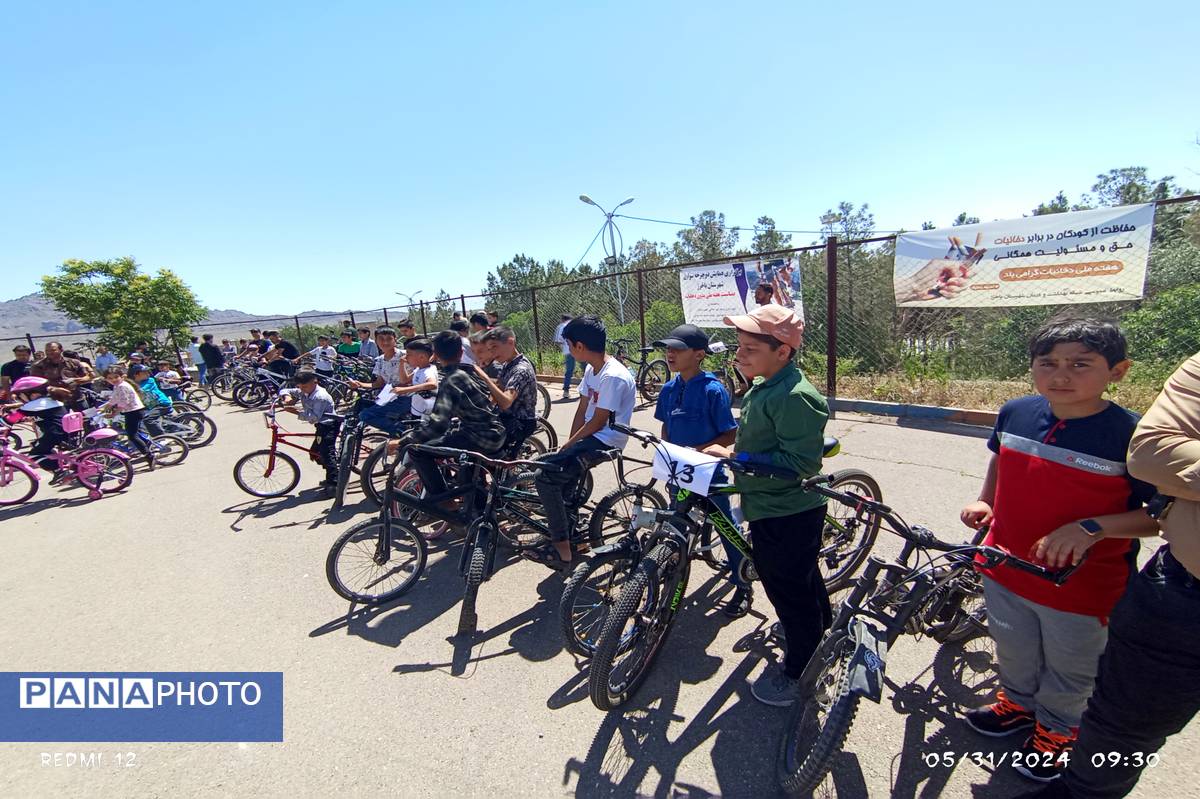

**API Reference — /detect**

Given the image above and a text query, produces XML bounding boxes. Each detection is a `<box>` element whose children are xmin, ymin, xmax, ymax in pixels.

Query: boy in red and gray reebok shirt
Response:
<box><xmin>959</xmin><ymin>317</ymin><xmax>1158</xmax><ymax>784</ymax></box>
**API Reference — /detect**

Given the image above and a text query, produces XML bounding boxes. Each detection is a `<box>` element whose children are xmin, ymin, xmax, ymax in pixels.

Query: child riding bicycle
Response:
<box><xmin>278</xmin><ymin>370</ymin><xmax>341</xmax><ymax>494</ymax></box>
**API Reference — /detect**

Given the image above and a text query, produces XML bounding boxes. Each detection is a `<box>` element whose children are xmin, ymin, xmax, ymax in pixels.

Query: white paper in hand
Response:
<box><xmin>652</xmin><ymin>440</ymin><xmax>721</xmax><ymax>496</ymax></box>
<box><xmin>374</xmin><ymin>385</ymin><xmax>398</xmax><ymax>407</ymax></box>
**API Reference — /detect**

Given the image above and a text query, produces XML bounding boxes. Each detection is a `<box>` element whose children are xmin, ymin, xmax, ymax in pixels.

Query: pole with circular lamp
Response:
<box><xmin>579</xmin><ymin>194</ymin><xmax>635</xmax><ymax>323</ymax></box>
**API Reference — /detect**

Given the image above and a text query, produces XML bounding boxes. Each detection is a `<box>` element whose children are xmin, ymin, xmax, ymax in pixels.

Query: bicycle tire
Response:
<box><xmin>166</xmin><ymin>413</ymin><xmax>209</xmax><ymax>447</ymax></box>
<box><xmin>210</xmin><ymin>372</ymin><xmax>237</xmax><ymax>401</ymax></box>
<box><xmin>148</xmin><ymin>434</ymin><xmax>189</xmax><ymax>467</ymax></box>
<box><xmin>777</xmin><ymin>632</ymin><xmax>860</xmax><ymax>796</ymax></box>
<box><xmin>352</xmin><ymin>432</ymin><xmax>389</xmax><ymax>475</ymax></box>
<box><xmin>0</xmin><ymin>459</ymin><xmax>39</xmax><ymax>506</ymax></box>
<box><xmin>358</xmin><ymin>441</ymin><xmax>388</xmax><ymax>506</ymax></box>
<box><xmin>325</xmin><ymin>517</ymin><xmax>427</xmax><ymax>605</ymax></box>
<box><xmin>234</xmin><ymin>449</ymin><xmax>301</xmax><ymax>497</ymax></box>
<box><xmin>233</xmin><ymin>382</ymin><xmax>269</xmax><ymax>408</ymax></box>
<box><xmin>532</xmin><ymin>417</ymin><xmax>558</xmax><ymax>451</ymax></box>
<box><xmin>588</xmin><ymin>542</ymin><xmax>682</xmax><ymax>710</ymax></box>
<box><xmin>536</xmin><ymin>381</ymin><xmax>551</xmax><ymax>420</ymax></box>
<box><xmin>559</xmin><ymin>549</ymin><xmax>639</xmax><ymax>657</ymax></box>
<box><xmin>183</xmin><ymin>387</ymin><xmax>212</xmax><ymax>411</ymax></box>
<box><xmin>637</xmin><ymin>359</ymin><xmax>671</xmax><ymax>403</ymax></box>
<box><xmin>331</xmin><ymin>427</ymin><xmax>358</xmax><ymax>509</ymax></box>
<box><xmin>458</xmin><ymin>523</ymin><xmax>491</xmax><ymax>635</ymax></box>
<box><xmin>586</xmin><ymin>484</ymin><xmax>667</xmax><ymax>547</ymax></box>
<box><xmin>2</xmin><ymin>429</ymin><xmax>25</xmax><ymax>451</ymax></box>
<box><xmin>75</xmin><ymin>450</ymin><xmax>133</xmax><ymax>494</ymax></box>
<box><xmin>820</xmin><ymin>469</ymin><xmax>883</xmax><ymax>592</ymax></box>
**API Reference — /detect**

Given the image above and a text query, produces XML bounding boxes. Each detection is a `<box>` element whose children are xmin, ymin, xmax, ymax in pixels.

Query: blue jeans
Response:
<box><xmin>534</xmin><ymin>435</ymin><xmax>612</xmax><ymax>541</ymax></box>
<box><xmin>196</xmin><ymin>363</ymin><xmax>207</xmax><ymax>385</ymax></box>
<box><xmin>562</xmin><ymin>354</ymin><xmax>576</xmax><ymax>391</ymax></box>
<box><xmin>359</xmin><ymin>396</ymin><xmax>413</xmax><ymax>434</ymax></box>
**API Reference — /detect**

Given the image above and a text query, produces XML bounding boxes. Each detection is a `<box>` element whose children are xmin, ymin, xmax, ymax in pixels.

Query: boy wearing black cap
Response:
<box><xmin>652</xmin><ymin>324</ymin><xmax>747</xmax><ymax>616</ymax></box>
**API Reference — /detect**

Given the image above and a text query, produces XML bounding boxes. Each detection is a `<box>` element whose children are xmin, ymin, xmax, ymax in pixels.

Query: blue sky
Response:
<box><xmin>1</xmin><ymin>1</ymin><xmax>1195</xmax><ymax>314</ymax></box>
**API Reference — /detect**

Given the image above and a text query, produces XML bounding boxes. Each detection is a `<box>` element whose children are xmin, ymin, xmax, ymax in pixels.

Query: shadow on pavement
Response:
<box><xmin>221</xmin><ymin>488</ymin><xmax>331</xmax><ymax>532</ymax></box>
<box><xmin>0</xmin><ymin>491</ymin><xmax>112</xmax><ymax>521</ymax></box>
<box><xmin>561</xmin><ymin>570</ymin><xmax>795</xmax><ymax>798</ymax></box>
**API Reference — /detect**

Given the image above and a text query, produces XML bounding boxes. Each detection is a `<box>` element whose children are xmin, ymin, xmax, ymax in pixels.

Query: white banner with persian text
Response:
<box><xmin>893</xmin><ymin>203</ymin><xmax>1154</xmax><ymax>308</ymax></box>
<box><xmin>680</xmin><ymin>257</ymin><xmax>804</xmax><ymax>327</ymax></box>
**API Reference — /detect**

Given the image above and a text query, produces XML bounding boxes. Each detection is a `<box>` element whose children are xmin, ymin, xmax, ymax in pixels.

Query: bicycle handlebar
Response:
<box><xmin>405</xmin><ymin>443</ymin><xmax>563</xmax><ymax>472</ymax></box>
<box><xmin>608</xmin><ymin>420</ymin><xmax>798</xmax><ymax>482</ymax></box>
<box><xmin>800</xmin><ymin>475</ymin><xmax>1083</xmax><ymax>586</ymax></box>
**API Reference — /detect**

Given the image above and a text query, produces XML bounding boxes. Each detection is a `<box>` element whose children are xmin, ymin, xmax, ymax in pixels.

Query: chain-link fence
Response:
<box><xmin>5</xmin><ymin>197</ymin><xmax>1195</xmax><ymax>411</ymax></box>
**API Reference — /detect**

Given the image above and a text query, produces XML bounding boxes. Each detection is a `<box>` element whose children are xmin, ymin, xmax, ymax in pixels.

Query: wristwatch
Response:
<box><xmin>1078</xmin><ymin>518</ymin><xmax>1104</xmax><ymax>538</ymax></box>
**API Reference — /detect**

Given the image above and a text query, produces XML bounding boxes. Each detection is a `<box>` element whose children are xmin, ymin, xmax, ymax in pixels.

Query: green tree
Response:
<box><xmin>672</xmin><ymin>210</ymin><xmax>739</xmax><ymax>263</ymax></box>
<box><xmin>952</xmin><ymin>212</ymin><xmax>980</xmax><ymax>226</ymax></box>
<box><xmin>40</xmin><ymin>256</ymin><xmax>207</xmax><ymax>360</ymax></box>
<box><xmin>1122</xmin><ymin>283</ymin><xmax>1200</xmax><ymax>386</ymax></box>
<box><xmin>748</xmin><ymin>215</ymin><xmax>792</xmax><ymax>255</ymax></box>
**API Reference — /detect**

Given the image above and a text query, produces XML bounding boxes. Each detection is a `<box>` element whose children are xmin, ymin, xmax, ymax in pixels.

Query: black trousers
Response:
<box><xmin>407</xmin><ymin>432</ymin><xmax>496</xmax><ymax>501</ymax></box>
<box><xmin>1051</xmin><ymin>545</ymin><xmax>1200</xmax><ymax>798</ymax></box>
<box><xmin>29</xmin><ymin>428</ymin><xmax>69</xmax><ymax>470</ymax></box>
<box><xmin>122</xmin><ymin>409</ymin><xmax>153</xmax><ymax>457</ymax></box>
<box><xmin>534</xmin><ymin>435</ymin><xmax>612</xmax><ymax>541</ymax></box>
<box><xmin>750</xmin><ymin>505</ymin><xmax>832</xmax><ymax>678</ymax></box>
<box><xmin>311</xmin><ymin>419</ymin><xmax>341</xmax><ymax>483</ymax></box>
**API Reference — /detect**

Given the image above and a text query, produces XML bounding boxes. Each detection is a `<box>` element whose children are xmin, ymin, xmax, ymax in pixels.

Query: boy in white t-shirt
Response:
<box><xmin>296</xmin><ymin>335</ymin><xmax>338</xmax><ymax>378</ymax></box>
<box><xmin>534</xmin><ymin>315</ymin><xmax>636</xmax><ymax>569</ymax></box>
<box><xmin>389</xmin><ymin>338</ymin><xmax>438</xmax><ymax>420</ymax></box>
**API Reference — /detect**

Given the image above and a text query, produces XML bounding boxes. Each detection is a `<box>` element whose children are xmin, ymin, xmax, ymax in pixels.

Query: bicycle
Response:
<box><xmin>706</xmin><ymin>341</ymin><xmax>751</xmax><ymax>399</ymax></box>
<box><xmin>775</xmin><ymin>476</ymin><xmax>1083</xmax><ymax>795</ymax></box>
<box><xmin>581</xmin><ymin>423</ymin><xmax>881</xmax><ymax>709</ymax></box>
<box><xmin>232</xmin><ymin>400</ymin><xmax>327</xmax><ymax>497</ymax></box>
<box><xmin>329</xmin><ymin>391</ymin><xmax>393</xmax><ymax>510</ymax></box>
<box><xmin>611</xmin><ymin>338</ymin><xmax>671</xmax><ymax>403</ymax></box>
<box><xmin>0</xmin><ymin>417</ymin><xmax>133</xmax><ymax>505</ymax></box>
<box><xmin>232</xmin><ymin>368</ymin><xmax>290</xmax><ymax>409</ymax></box>
<box><xmin>559</xmin><ymin>426</ymin><xmax>880</xmax><ymax>661</ymax></box>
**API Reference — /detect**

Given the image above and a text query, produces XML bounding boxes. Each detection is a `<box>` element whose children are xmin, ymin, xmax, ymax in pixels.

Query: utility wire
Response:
<box><xmin>574</xmin><ymin>220</ymin><xmax>608</xmax><ymax>268</ymax></box>
<box><xmin>614</xmin><ymin>212</ymin><xmax>901</xmax><ymax>235</ymax></box>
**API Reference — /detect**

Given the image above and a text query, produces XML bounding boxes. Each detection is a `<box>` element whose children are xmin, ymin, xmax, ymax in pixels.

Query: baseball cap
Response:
<box><xmin>723</xmin><ymin>305</ymin><xmax>804</xmax><ymax>349</ymax></box>
<box><xmin>652</xmin><ymin>324</ymin><xmax>712</xmax><ymax>353</ymax></box>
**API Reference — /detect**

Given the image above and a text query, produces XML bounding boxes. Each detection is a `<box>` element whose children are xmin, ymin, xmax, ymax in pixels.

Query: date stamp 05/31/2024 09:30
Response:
<box><xmin>922</xmin><ymin>750</ymin><xmax>1162</xmax><ymax>771</ymax></box>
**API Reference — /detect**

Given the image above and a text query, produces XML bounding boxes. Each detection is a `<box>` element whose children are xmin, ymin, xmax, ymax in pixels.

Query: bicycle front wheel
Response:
<box><xmin>820</xmin><ymin>469</ymin><xmax>883</xmax><ymax>592</ymax></box>
<box><xmin>234</xmin><ymin>449</ymin><xmax>300</xmax><ymax>497</ymax></box>
<box><xmin>586</xmin><ymin>484</ymin><xmax>667</xmax><ymax>547</ymax></box>
<box><xmin>559</xmin><ymin>548</ymin><xmax>639</xmax><ymax>657</ymax></box>
<box><xmin>638</xmin><ymin>359</ymin><xmax>671</xmax><ymax>403</ymax></box>
<box><xmin>183</xmin><ymin>387</ymin><xmax>212</xmax><ymax>411</ymax></box>
<box><xmin>325</xmin><ymin>518</ymin><xmax>427</xmax><ymax>605</ymax></box>
<box><xmin>536</xmin><ymin>382</ymin><xmax>551</xmax><ymax>419</ymax></box>
<box><xmin>531</xmin><ymin>417</ymin><xmax>558</xmax><ymax>451</ymax></box>
<box><xmin>588</xmin><ymin>542</ymin><xmax>683</xmax><ymax>710</ymax></box>
<box><xmin>0</xmin><ymin>459</ymin><xmax>39</xmax><ymax>506</ymax></box>
<box><xmin>75</xmin><ymin>450</ymin><xmax>133</xmax><ymax>494</ymax></box>
<box><xmin>458</xmin><ymin>522</ymin><xmax>493</xmax><ymax>635</ymax></box>
<box><xmin>149</xmin><ymin>434</ymin><xmax>189</xmax><ymax>467</ymax></box>
<box><xmin>210</xmin><ymin>372</ymin><xmax>237</xmax><ymax>401</ymax></box>
<box><xmin>777</xmin><ymin>633</ymin><xmax>859</xmax><ymax>796</ymax></box>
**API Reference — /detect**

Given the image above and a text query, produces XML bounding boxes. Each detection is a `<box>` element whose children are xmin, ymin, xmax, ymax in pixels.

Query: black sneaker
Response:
<box><xmin>964</xmin><ymin>689</ymin><xmax>1036</xmax><ymax>737</ymax></box>
<box><xmin>1013</xmin><ymin>723</ymin><xmax>1074</xmax><ymax>783</ymax></box>
<box><xmin>724</xmin><ymin>585</ymin><xmax>753</xmax><ymax>618</ymax></box>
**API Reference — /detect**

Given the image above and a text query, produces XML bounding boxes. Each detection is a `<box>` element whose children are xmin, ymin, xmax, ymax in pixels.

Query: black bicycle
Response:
<box><xmin>328</xmin><ymin>390</ymin><xmax>392</xmax><ymax>510</ymax></box>
<box><xmin>776</xmin><ymin>476</ymin><xmax>1084</xmax><ymax>795</ymax></box>
<box><xmin>560</xmin><ymin>426</ymin><xmax>880</xmax><ymax>662</ymax></box>
<box><xmin>611</xmin><ymin>338</ymin><xmax>671</xmax><ymax>403</ymax></box>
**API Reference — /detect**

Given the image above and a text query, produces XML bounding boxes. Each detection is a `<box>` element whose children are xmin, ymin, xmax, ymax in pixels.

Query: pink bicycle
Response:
<box><xmin>0</xmin><ymin>412</ymin><xmax>134</xmax><ymax>505</ymax></box>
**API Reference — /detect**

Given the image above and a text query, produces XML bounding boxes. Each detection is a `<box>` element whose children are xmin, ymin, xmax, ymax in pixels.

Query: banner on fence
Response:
<box><xmin>893</xmin><ymin>203</ymin><xmax>1155</xmax><ymax>308</ymax></box>
<box><xmin>680</xmin><ymin>257</ymin><xmax>804</xmax><ymax>328</ymax></box>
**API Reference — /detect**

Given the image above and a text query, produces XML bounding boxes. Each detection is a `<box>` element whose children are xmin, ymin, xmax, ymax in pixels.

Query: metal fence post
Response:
<box><xmin>293</xmin><ymin>316</ymin><xmax>303</xmax><ymax>349</ymax></box>
<box><xmin>636</xmin><ymin>269</ymin><xmax>647</xmax><ymax>349</ymax></box>
<box><xmin>459</xmin><ymin>295</ymin><xmax>467</xmax><ymax>317</ymax></box>
<box><xmin>25</xmin><ymin>333</ymin><xmax>35</xmax><ymax>353</ymax></box>
<box><xmin>348</xmin><ymin>310</ymin><xmax>356</xmax><ymax>328</ymax></box>
<box><xmin>382</xmin><ymin>307</ymin><xmax>389</xmax><ymax>326</ymax></box>
<box><xmin>418</xmin><ymin>301</ymin><xmax>428</xmax><ymax>334</ymax></box>
<box><xmin>530</xmin><ymin>287</ymin><xmax>543</xmax><ymax>373</ymax></box>
<box><xmin>824</xmin><ymin>236</ymin><xmax>838</xmax><ymax>410</ymax></box>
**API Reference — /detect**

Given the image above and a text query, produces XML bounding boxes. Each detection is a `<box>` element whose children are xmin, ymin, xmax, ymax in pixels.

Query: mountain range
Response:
<box><xmin>0</xmin><ymin>293</ymin><xmax>342</xmax><ymax>343</ymax></box>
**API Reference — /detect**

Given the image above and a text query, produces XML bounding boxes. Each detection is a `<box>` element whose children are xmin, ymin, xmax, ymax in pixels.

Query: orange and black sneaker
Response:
<box><xmin>1014</xmin><ymin>722</ymin><xmax>1075</xmax><ymax>782</ymax></box>
<box><xmin>964</xmin><ymin>689</ymin><xmax>1036</xmax><ymax>737</ymax></box>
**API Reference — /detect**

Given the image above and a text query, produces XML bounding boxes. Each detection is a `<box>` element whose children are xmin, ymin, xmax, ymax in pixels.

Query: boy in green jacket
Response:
<box><xmin>704</xmin><ymin>304</ymin><xmax>830</xmax><ymax>707</ymax></box>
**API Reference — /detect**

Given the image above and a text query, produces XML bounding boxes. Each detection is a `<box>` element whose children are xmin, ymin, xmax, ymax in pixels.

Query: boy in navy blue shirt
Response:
<box><xmin>652</xmin><ymin>325</ymin><xmax>748</xmax><ymax>616</ymax></box>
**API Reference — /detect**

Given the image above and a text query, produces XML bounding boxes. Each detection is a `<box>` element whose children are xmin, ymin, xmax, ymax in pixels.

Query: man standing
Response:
<box><xmin>94</xmin><ymin>345</ymin><xmax>117</xmax><ymax>373</ymax></box>
<box><xmin>1</xmin><ymin>344</ymin><xmax>34</xmax><ymax>393</ymax></box>
<box><xmin>357</xmin><ymin>327</ymin><xmax>380</xmax><ymax>360</ymax></box>
<box><xmin>187</xmin><ymin>336</ymin><xmax>206</xmax><ymax>383</ymax></box>
<box><xmin>554</xmin><ymin>314</ymin><xmax>575</xmax><ymax>398</ymax></box>
<box><xmin>199</xmin><ymin>333</ymin><xmax>225</xmax><ymax>380</ymax></box>
<box><xmin>29</xmin><ymin>341</ymin><xmax>95</xmax><ymax>407</ymax></box>
<box><xmin>1032</xmin><ymin>351</ymin><xmax>1200</xmax><ymax>799</ymax></box>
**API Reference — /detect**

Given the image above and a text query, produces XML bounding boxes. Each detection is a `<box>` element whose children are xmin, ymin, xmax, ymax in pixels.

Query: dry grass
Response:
<box><xmin>837</xmin><ymin>373</ymin><xmax>1162</xmax><ymax>415</ymax></box>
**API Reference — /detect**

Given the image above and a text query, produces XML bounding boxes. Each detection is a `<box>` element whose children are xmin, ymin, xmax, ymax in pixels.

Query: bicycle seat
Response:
<box><xmin>822</xmin><ymin>437</ymin><xmax>841</xmax><ymax>457</ymax></box>
<box><xmin>638</xmin><ymin>346</ymin><xmax>656</xmax><ymax>355</ymax></box>
<box><xmin>319</xmin><ymin>412</ymin><xmax>344</xmax><ymax>424</ymax></box>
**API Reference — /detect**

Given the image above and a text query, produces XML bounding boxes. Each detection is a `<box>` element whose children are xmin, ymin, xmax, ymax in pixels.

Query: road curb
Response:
<box><xmin>830</xmin><ymin>397</ymin><xmax>996</xmax><ymax>427</ymax></box>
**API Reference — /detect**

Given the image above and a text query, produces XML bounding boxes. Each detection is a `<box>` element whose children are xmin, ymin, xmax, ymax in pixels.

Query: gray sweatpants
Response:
<box><xmin>982</xmin><ymin>577</ymin><xmax>1109</xmax><ymax>735</ymax></box>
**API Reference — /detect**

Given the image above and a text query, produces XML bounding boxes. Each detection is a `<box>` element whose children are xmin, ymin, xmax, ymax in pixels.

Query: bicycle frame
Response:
<box><xmin>258</xmin><ymin>406</ymin><xmax>317</xmax><ymax>474</ymax></box>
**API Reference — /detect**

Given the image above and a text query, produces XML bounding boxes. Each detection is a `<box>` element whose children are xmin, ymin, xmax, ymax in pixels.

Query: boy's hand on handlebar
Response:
<box><xmin>960</xmin><ymin>500</ymin><xmax>994</xmax><ymax>529</ymax></box>
<box><xmin>702</xmin><ymin>444</ymin><xmax>734</xmax><ymax>458</ymax></box>
<box><xmin>1031</xmin><ymin>522</ymin><xmax>1096</xmax><ymax>568</ymax></box>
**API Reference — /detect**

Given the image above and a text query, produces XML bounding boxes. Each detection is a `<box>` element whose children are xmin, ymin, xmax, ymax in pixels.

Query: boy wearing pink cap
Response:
<box><xmin>703</xmin><ymin>304</ymin><xmax>831</xmax><ymax>707</ymax></box>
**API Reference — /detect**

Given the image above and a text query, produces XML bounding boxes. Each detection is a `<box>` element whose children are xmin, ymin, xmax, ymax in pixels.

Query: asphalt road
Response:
<box><xmin>1</xmin><ymin>392</ymin><xmax>1196</xmax><ymax>798</ymax></box>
